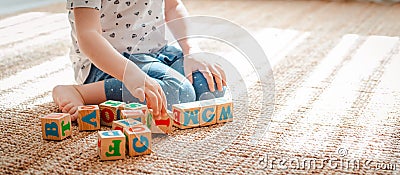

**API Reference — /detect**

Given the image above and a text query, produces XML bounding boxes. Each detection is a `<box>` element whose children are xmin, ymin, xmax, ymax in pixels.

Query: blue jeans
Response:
<box><xmin>84</xmin><ymin>45</ymin><xmax>225</xmax><ymax>110</ymax></box>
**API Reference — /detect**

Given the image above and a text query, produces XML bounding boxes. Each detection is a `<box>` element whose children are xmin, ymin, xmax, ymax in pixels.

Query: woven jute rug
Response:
<box><xmin>1</xmin><ymin>1</ymin><xmax>399</xmax><ymax>174</ymax></box>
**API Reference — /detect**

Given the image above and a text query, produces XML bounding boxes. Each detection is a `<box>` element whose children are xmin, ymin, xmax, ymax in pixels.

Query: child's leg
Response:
<box><xmin>52</xmin><ymin>81</ymin><xmax>106</xmax><ymax>120</ymax></box>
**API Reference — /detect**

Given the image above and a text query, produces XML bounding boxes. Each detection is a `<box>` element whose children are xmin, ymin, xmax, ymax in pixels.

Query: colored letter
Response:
<box><xmin>219</xmin><ymin>105</ymin><xmax>233</xmax><ymax>121</ymax></box>
<box><xmin>82</xmin><ymin>111</ymin><xmax>97</xmax><ymax>127</ymax></box>
<box><xmin>183</xmin><ymin>109</ymin><xmax>199</xmax><ymax>126</ymax></box>
<box><xmin>146</xmin><ymin>112</ymin><xmax>152</xmax><ymax>129</ymax></box>
<box><xmin>45</xmin><ymin>122</ymin><xmax>59</xmax><ymax>137</ymax></box>
<box><xmin>133</xmin><ymin>135</ymin><xmax>149</xmax><ymax>153</ymax></box>
<box><xmin>173</xmin><ymin>109</ymin><xmax>181</xmax><ymax>125</ymax></box>
<box><xmin>105</xmin><ymin>140</ymin><xmax>122</xmax><ymax>157</ymax></box>
<box><xmin>61</xmin><ymin>120</ymin><xmax>71</xmax><ymax>136</ymax></box>
<box><xmin>105</xmin><ymin>101</ymin><xmax>122</xmax><ymax>107</ymax></box>
<box><xmin>102</xmin><ymin>130</ymin><xmax>121</xmax><ymax>137</ymax></box>
<box><xmin>101</xmin><ymin>108</ymin><xmax>115</xmax><ymax>123</ymax></box>
<box><xmin>202</xmin><ymin>107</ymin><xmax>215</xmax><ymax>122</ymax></box>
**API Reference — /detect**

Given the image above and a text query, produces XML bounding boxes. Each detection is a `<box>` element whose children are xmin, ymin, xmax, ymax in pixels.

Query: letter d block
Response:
<box><xmin>216</xmin><ymin>98</ymin><xmax>234</xmax><ymax>123</ymax></box>
<box><xmin>124</xmin><ymin>125</ymin><xmax>152</xmax><ymax>156</ymax></box>
<box><xmin>40</xmin><ymin>113</ymin><xmax>72</xmax><ymax>140</ymax></box>
<box><xmin>99</xmin><ymin>100</ymin><xmax>125</xmax><ymax>126</ymax></box>
<box><xmin>111</xmin><ymin>118</ymin><xmax>142</xmax><ymax>131</ymax></box>
<box><xmin>198</xmin><ymin>100</ymin><xmax>217</xmax><ymax>126</ymax></box>
<box><xmin>77</xmin><ymin>105</ymin><xmax>100</xmax><ymax>131</ymax></box>
<box><xmin>172</xmin><ymin>102</ymin><xmax>200</xmax><ymax>129</ymax></box>
<box><xmin>98</xmin><ymin>130</ymin><xmax>126</xmax><ymax>160</ymax></box>
<box><xmin>121</xmin><ymin>110</ymin><xmax>146</xmax><ymax>125</ymax></box>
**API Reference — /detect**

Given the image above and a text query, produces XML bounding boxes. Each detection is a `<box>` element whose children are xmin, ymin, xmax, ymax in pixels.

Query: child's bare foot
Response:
<box><xmin>52</xmin><ymin>85</ymin><xmax>85</xmax><ymax>121</ymax></box>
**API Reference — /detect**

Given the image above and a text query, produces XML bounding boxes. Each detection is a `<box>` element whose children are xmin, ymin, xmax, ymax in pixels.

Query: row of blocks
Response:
<box><xmin>40</xmin><ymin>98</ymin><xmax>233</xmax><ymax>160</ymax></box>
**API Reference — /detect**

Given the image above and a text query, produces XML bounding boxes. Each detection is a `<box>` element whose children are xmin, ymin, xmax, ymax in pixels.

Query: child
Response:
<box><xmin>52</xmin><ymin>0</ymin><xmax>226</xmax><ymax>121</ymax></box>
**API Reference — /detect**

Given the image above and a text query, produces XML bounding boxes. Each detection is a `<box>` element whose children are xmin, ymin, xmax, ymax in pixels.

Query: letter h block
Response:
<box><xmin>99</xmin><ymin>100</ymin><xmax>125</xmax><ymax>126</ymax></box>
<box><xmin>40</xmin><ymin>113</ymin><xmax>72</xmax><ymax>140</ymax></box>
<box><xmin>216</xmin><ymin>98</ymin><xmax>234</xmax><ymax>123</ymax></box>
<box><xmin>124</xmin><ymin>125</ymin><xmax>152</xmax><ymax>156</ymax></box>
<box><xmin>172</xmin><ymin>102</ymin><xmax>200</xmax><ymax>129</ymax></box>
<box><xmin>97</xmin><ymin>130</ymin><xmax>126</xmax><ymax>160</ymax></box>
<box><xmin>77</xmin><ymin>105</ymin><xmax>100</xmax><ymax>131</ymax></box>
<box><xmin>111</xmin><ymin>118</ymin><xmax>142</xmax><ymax>132</ymax></box>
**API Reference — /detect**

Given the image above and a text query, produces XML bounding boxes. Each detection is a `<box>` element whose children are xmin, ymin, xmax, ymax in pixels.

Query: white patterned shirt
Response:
<box><xmin>66</xmin><ymin>0</ymin><xmax>167</xmax><ymax>84</ymax></box>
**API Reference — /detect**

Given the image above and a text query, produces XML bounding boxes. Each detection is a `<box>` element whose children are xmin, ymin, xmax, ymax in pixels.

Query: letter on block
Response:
<box><xmin>111</xmin><ymin>118</ymin><xmax>142</xmax><ymax>132</ymax></box>
<box><xmin>123</xmin><ymin>102</ymin><xmax>147</xmax><ymax>115</ymax></box>
<box><xmin>77</xmin><ymin>105</ymin><xmax>100</xmax><ymax>131</ymax></box>
<box><xmin>99</xmin><ymin>100</ymin><xmax>125</xmax><ymax>126</ymax></box>
<box><xmin>98</xmin><ymin>130</ymin><xmax>126</xmax><ymax>160</ymax></box>
<box><xmin>172</xmin><ymin>102</ymin><xmax>200</xmax><ymax>129</ymax></box>
<box><xmin>196</xmin><ymin>100</ymin><xmax>217</xmax><ymax>126</ymax></box>
<box><xmin>216</xmin><ymin>98</ymin><xmax>234</xmax><ymax>123</ymax></box>
<box><xmin>124</xmin><ymin>125</ymin><xmax>151</xmax><ymax>156</ymax></box>
<box><xmin>40</xmin><ymin>113</ymin><xmax>72</xmax><ymax>140</ymax></box>
<box><xmin>121</xmin><ymin>110</ymin><xmax>146</xmax><ymax>125</ymax></box>
<box><xmin>147</xmin><ymin>109</ymin><xmax>173</xmax><ymax>134</ymax></box>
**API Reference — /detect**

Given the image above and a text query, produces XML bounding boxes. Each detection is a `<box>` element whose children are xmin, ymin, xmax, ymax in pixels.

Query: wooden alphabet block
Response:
<box><xmin>147</xmin><ymin>109</ymin><xmax>173</xmax><ymax>134</ymax></box>
<box><xmin>123</xmin><ymin>102</ymin><xmax>148</xmax><ymax>114</ymax></box>
<box><xmin>215</xmin><ymin>98</ymin><xmax>234</xmax><ymax>123</ymax></box>
<box><xmin>77</xmin><ymin>105</ymin><xmax>100</xmax><ymax>131</ymax></box>
<box><xmin>40</xmin><ymin>113</ymin><xmax>72</xmax><ymax>140</ymax></box>
<box><xmin>111</xmin><ymin>118</ymin><xmax>142</xmax><ymax>132</ymax></box>
<box><xmin>98</xmin><ymin>130</ymin><xmax>126</xmax><ymax>160</ymax></box>
<box><xmin>120</xmin><ymin>110</ymin><xmax>146</xmax><ymax>125</ymax></box>
<box><xmin>124</xmin><ymin>125</ymin><xmax>152</xmax><ymax>156</ymax></box>
<box><xmin>99</xmin><ymin>100</ymin><xmax>125</xmax><ymax>126</ymax></box>
<box><xmin>198</xmin><ymin>99</ymin><xmax>217</xmax><ymax>126</ymax></box>
<box><xmin>172</xmin><ymin>102</ymin><xmax>201</xmax><ymax>129</ymax></box>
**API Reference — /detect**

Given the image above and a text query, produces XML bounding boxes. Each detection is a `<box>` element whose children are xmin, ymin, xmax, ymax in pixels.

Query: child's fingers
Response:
<box><xmin>132</xmin><ymin>88</ymin><xmax>145</xmax><ymax>102</ymax></box>
<box><xmin>62</xmin><ymin>103</ymin><xmax>74</xmax><ymax>113</ymax></box>
<box><xmin>200</xmin><ymin>68</ymin><xmax>215</xmax><ymax>92</ymax></box>
<box><xmin>210</xmin><ymin>65</ymin><xmax>223</xmax><ymax>91</ymax></box>
<box><xmin>214</xmin><ymin>64</ymin><xmax>227</xmax><ymax>86</ymax></box>
<box><xmin>145</xmin><ymin>90</ymin><xmax>159</xmax><ymax>117</ymax></box>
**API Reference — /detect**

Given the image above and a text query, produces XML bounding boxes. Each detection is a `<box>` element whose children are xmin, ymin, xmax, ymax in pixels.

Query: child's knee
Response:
<box><xmin>177</xmin><ymin>80</ymin><xmax>196</xmax><ymax>103</ymax></box>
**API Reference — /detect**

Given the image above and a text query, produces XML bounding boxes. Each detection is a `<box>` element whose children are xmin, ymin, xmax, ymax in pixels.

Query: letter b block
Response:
<box><xmin>124</xmin><ymin>125</ymin><xmax>152</xmax><ymax>156</ymax></box>
<box><xmin>77</xmin><ymin>105</ymin><xmax>100</xmax><ymax>131</ymax></box>
<box><xmin>99</xmin><ymin>100</ymin><xmax>125</xmax><ymax>126</ymax></box>
<box><xmin>40</xmin><ymin>113</ymin><xmax>72</xmax><ymax>140</ymax></box>
<box><xmin>98</xmin><ymin>130</ymin><xmax>126</xmax><ymax>160</ymax></box>
<box><xmin>172</xmin><ymin>102</ymin><xmax>200</xmax><ymax>129</ymax></box>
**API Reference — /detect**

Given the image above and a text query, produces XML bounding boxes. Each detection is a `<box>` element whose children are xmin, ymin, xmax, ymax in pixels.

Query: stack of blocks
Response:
<box><xmin>172</xmin><ymin>98</ymin><xmax>233</xmax><ymax>129</ymax></box>
<box><xmin>40</xmin><ymin>113</ymin><xmax>72</xmax><ymax>140</ymax></box>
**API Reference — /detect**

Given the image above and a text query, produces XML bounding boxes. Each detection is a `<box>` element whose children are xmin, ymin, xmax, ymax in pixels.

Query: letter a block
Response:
<box><xmin>124</xmin><ymin>125</ymin><xmax>152</xmax><ymax>156</ymax></box>
<box><xmin>147</xmin><ymin>109</ymin><xmax>173</xmax><ymax>134</ymax></box>
<box><xmin>216</xmin><ymin>98</ymin><xmax>234</xmax><ymax>123</ymax></box>
<box><xmin>172</xmin><ymin>102</ymin><xmax>200</xmax><ymax>129</ymax></box>
<box><xmin>77</xmin><ymin>105</ymin><xmax>100</xmax><ymax>131</ymax></box>
<box><xmin>198</xmin><ymin>100</ymin><xmax>217</xmax><ymax>126</ymax></box>
<box><xmin>121</xmin><ymin>110</ymin><xmax>146</xmax><ymax>125</ymax></box>
<box><xmin>111</xmin><ymin>118</ymin><xmax>142</xmax><ymax>131</ymax></box>
<box><xmin>99</xmin><ymin>100</ymin><xmax>125</xmax><ymax>126</ymax></box>
<box><xmin>40</xmin><ymin>113</ymin><xmax>72</xmax><ymax>140</ymax></box>
<box><xmin>98</xmin><ymin>130</ymin><xmax>126</xmax><ymax>160</ymax></box>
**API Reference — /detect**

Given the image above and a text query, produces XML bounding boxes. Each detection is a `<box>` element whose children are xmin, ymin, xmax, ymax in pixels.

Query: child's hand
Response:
<box><xmin>123</xmin><ymin>61</ymin><xmax>167</xmax><ymax>119</ymax></box>
<box><xmin>183</xmin><ymin>55</ymin><xmax>227</xmax><ymax>92</ymax></box>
